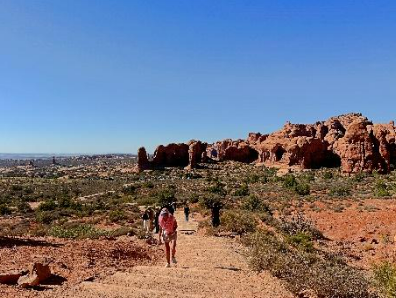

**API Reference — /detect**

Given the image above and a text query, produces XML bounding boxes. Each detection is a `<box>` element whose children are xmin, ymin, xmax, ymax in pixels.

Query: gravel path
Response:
<box><xmin>58</xmin><ymin>211</ymin><xmax>293</xmax><ymax>298</ymax></box>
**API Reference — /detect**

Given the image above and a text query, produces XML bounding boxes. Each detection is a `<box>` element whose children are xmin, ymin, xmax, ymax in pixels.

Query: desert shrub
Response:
<box><xmin>263</xmin><ymin>167</ymin><xmax>278</xmax><ymax>177</ymax></box>
<box><xmin>301</xmin><ymin>172</ymin><xmax>315</xmax><ymax>183</ymax></box>
<box><xmin>247</xmin><ymin>231</ymin><xmax>376</xmax><ymax>298</ymax></box>
<box><xmin>234</xmin><ymin>184</ymin><xmax>249</xmax><ymax>196</ymax></box>
<box><xmin>199</xmin><ymin>196</ymin><xmax>222</xmax><ymax>209</ymax></box>
<box><xmin>0</xmin><ymin>204</ymin><xmax>11</xmax><ymax>215</ymax></box>
<box><xmin>375</xmin><ymin>180</ymin><xmax>390</xmax><ymax>197</ymax></box>
<box><xmin>38</xmin><ymin>199</ymin><xmax>57</xmax><ymax>211</ymax></box>
<box><xmin>17</xmin><ymin>201</ymin><xmax>33</xmax><ymax>213</ymax></box>
<box><xmin>294</xmin><ymin>183</ymin><xmax>310</xmax><ymax>196</ymax></box>
<box><xmin>156</xmin><ymin>188</ymin><xmax>176</xmax><ymax>206</ymax></box>
<box><xmin>59</xmin><ymin>196</ymin><xmax>83</xmax><ymax>212</ymax></box>
<box><xmin>123</xmin><ymin>184</ymin><xmax>139</xmax><ymax>194</ymax></box>
<box><xmin>221</xmin><ymin>210</ymin><xmax>256</xmax><ymax>235</ymax></box>
<box><xmin>35</xmin><ymin>210</ymin><xmax>60</xmax><ymax>224</ymax></box>
<box><xmin>108</xmin><ymin>226</ymin><xmax>134</xmax><ymax>237</ymax></box>
<box><xmin>244</xmin><ymin>174</ymin><xmax>260</xmax><ymax>184</ymax></box>
<box><xmin>11</xmin><ymin>185</ymin><xmax>23</xmax><ymax>191</ymax></box>
<box><xmin>242</xmin><ymin>195</ymin><xmax>272</xmax><ymax>214</ymax></box>
<box><xmin>183</xmin><ymin>172</ymin><xmax>202</xmax><ymax>179</ymax></box>
<box><xmin>49</xmin><ymin>224</ymin><xmax>107</xmax><ymax>239</ymax></box>
<box><xmin>353</xmin><ymin>172</ymin><xmax>367</xmax><ymax>182</ymax></box>
<box><xmin>189</xmin><ymin>194</ymin><xmax>200</xmax><ymax>204</ymax></box>
<box><xmin>279</xmin><ymin>213</ymin><xmax>324</xmax><ymax>240</ymax></box>
<box><xmin>323</xmin><ymin>171</ymin><xmax>334</xmax><ymax>179</ymax></box>
<box><xmin>329</xmin><ymin>184</ymin><xmax>351</xmax><ymax>197</ymax></box>
<box><xmin>142</xmin><ymin>181</ymin><xmax>154</xmax><ymax>188</ymax></box>
<box><xmin>286</xmin><ymin>232</ymin><xmax>314</xmax><ymax>252</ymax></box>
<box><xmin>283</xmin><ymin>174</ymin><xmax>298</xmax><ymax>189</ymax></box>
<box><xmin>135</xmin><ymin>196</ymin><xmax>158</xmax><ymax>206</ymax></box>
<box><xmin>207</xmin><ymin>181</ymin><xmax>226</xmax><ymax>195</ymax></box>
<box><xmin>374</xmin><ymin>261</ymin><xmax>396</xmax><ymax>298</ymax></box>
<box><xmin>109</xmin><ymin>210</ymin><xmax>127</xmax><ymax>223</ymax></box>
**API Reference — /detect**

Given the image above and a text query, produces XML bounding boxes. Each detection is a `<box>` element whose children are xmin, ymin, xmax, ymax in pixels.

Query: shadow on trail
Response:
<box><xmin>0</xmin><ymin>236</ymin><xmax>63</xmax><ymax>248</ymax></box>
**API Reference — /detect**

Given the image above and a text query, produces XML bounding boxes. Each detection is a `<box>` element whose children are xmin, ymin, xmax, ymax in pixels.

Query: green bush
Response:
<box><xmin>283</xmin><ymin>174</ymin><xmax>298</xmax><ymax>189</ymax></box>
<box><xmin>279</xmin><ymin>213</ymin><xmax>324</xmax><ymax>240</ymax></box>
<box><xmin>35</xmin><ymin>210</ymin><xmax>60</xmax><ymax>224</ymax></box>
<box><xmin>49</xmin><ymin>224</ymin><xmax>108</xmax><ymax>239</ymax></box>
<box><xmin>294</xmin><ymin>183</ymin><xmax>310</xmax><ymax>196</ymax></box>
<box><xmin>17</xmin><ymin>201</ymin><xmax>33</xmax><ymax>213</ymax></box>
<box><xmin>244</xmin><ymin>174</ymin><xmax>260</xmax><ymax>184</ymax></box>
<box><xmin>143</xmin><ymin>181</ymin><xmax>154</xmax><ymax>188</ymax></box>
<box><xmin>109</xmin><ymin>210</ymin><xmax>127</xmax><ymax>223</ymax></box>
<box><xmin>199</xmin><ymin>196</ymin><xmax>222</xmax><ymax>209</ymax></box>
<box><xmin>38</xmin><ymin>199</ymin><xmax>57</xmax><ymax>211</ymax></box>
<box><xmin>247</xmin><ymin>231</ymin><xmax>375</xmax><ymax>298</ymax></box>
<box><xmin>323</xmin><ymin>171</ymin><xmax>334</xmax><ymax>179</ymax></box>
<box><xmin>207</xmin><ymin>181</ymin><xmax>226</xmax><ymax>195</ymax></box>
<box><xmin>374</xmin><ymin>261</ymin><xmax>396</xmax><ymax>298</ymax></box>
<box><xmin>301</xmin><ymin>172</ymin><xmax>315</xmax><ymax>183</ymax></box>
<box><xmin>242</xmin><ymin>195</ymin><xmax>272</xmax><ymax>214</ymax></box>
<box><xmin>221</xmin><ymin>210</ymin><xmax>256</xmax><ymax>235</ymax></box>
<box><xmin>353</xmin><ymin>172</ymin><xmax>367</xmax><ymax>182</ymax></box>
<box><xmin>375</xmin><ymin>180</ymin><xmax>390</xmax><ymax>197</ymax></box>
<box><xmin>156</xmin><ymin>188</ymin><xmax>176</xmax><ymax>206</ymax></box>
<box><xmin>135</xmin><ymin>196</ymin><xmax>158</xmax><ymax>206</ymax></box>
<box><xmin>329</xmin><ymin>184</ymin><xmax>351</xmax><ymax>197</ymax></box>
<box><xmin>0</xmin><ymin>204</ymin><xmax>11</xmax><ymax>215</ymax></box>
<box><xmin>286</xmin><ymin>232</ymin><xmax>314</xmax><ymax>252</ymax></box>
<box><xmin>234</xmin><ymin>184</ymin><xmax>249</xmax><ymax>196</ymax></box>
<box><xmin>123</xmin><ymin>184</ymin><xmax>139</xmax><ymax>194</ymax></box>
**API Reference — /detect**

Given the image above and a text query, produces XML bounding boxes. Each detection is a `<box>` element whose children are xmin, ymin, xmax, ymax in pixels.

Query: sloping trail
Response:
<box><xmin>59</xmin><ymin>211</ymin><xmax>293</xmax><ymax>298</ymax></box>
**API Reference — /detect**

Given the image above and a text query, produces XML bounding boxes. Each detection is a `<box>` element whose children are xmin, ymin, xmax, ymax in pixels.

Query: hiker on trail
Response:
<box><xmin>158</xmin><ymin>207</ymin><xmax>178</xmax><ymax>268</ymax></box>
<box><xmin>154</xmin><ymin>207</ymin><xmax>161</xmax><ymax>233</ymax></box>
<box><xmin>171</xmin><ymin>201</ymin><xmax>177</xmax><ymax>212</ymax></box>
<box><xmin>147</xmin><ymin>207</ymin><xmax>155</xmax><ymax>233</ymax></box>
<box><xmin>164</xmin><ymin>203</ymin><xmax>174</xmax><ymax>215</ymax></box>
<box><xmin>142</xmin><ymin>211</ymin><xmax>149</xmax><ymax>232</ymax></box>
<box><xmin>211</xmin><ymin>202</ymin><xmax>222</xmax><ymax>227</ymax></box>
<box><xmin>184</xmin><ymin>204</ymin><xmax>190</xmax><ymax>222</ymax></box>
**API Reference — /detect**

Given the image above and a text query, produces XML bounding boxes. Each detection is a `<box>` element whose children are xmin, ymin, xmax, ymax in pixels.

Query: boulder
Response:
<box><xmin>18</xmin><ymin>262</ymin><xmax>51</xmax><ymax>288</ymax></box>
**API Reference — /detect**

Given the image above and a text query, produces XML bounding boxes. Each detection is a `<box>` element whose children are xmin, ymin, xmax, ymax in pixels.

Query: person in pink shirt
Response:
<box><xmin>158</xmin><ymin>207</ymin><xmax>178</xmax><ymax>268</ymax></box>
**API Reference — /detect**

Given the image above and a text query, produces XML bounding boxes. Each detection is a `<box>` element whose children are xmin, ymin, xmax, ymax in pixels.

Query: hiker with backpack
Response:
<box><xmin>158</xmin><ymin>207</ymin><xmax>178</xmax><ymax>268</ymax></box>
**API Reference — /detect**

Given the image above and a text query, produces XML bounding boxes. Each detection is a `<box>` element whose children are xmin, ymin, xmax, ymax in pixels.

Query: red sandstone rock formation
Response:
<box><xmin>136</xmin><ymin>147</ymin><xmax>150</xmax><ymax>172</ymax></box>
<box><xmin>136</xmin><ymin>113</ymin><xmax>396</xmax><ymax>174</ymax></box>
<box><xmin>151</xmin><ymin>143</ymin><xmax>189</xmax><ymax>168</ymax></box>
<box><xmin>185</xmin><ymin>140</ymin><xmax>207</xmax><ymax>170</ymax></box>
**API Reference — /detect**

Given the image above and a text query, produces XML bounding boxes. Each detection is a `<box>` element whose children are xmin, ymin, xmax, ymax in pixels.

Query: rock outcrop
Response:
<box><xmin>135</xmin><ymin>113</ymin><xmax>396</xmax><ymax>174</ymax></box>
<box><xmin>136</xmin><ymin>147</ymin><xmax>150</xmax><ymax>172</ymax></box>
<box><xmin>185</xmin><ymin>141</ymin><xmax>207</xmax><ymax>170</ymax></box>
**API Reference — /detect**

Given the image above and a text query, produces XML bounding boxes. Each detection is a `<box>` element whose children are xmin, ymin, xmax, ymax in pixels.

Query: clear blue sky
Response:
<box><xmin>0</xmin><ymin>0</ymin><xmax>395</xmax><ymax>154</ymax></box>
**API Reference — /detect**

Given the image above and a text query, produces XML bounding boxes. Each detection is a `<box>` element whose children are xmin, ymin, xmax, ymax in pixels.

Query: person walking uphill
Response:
<box><xmin>184</xmin><ymin>204</ymin><xmax>190</xmax><ymax>222</ymax></box>
<box><xmin>158</xmin><ymin>207</ymin><xmax>178</xmax><ymax>268</ymax></box>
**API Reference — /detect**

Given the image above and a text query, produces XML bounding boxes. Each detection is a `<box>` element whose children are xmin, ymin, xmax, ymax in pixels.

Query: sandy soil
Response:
<box><xmin>303</xmin><ymin>198</ymin><xmax>396</xmax><ymax>269</ymax></box>
<box><xmin>0</xmin><ymin>236</ymin><xmax>160</xmax><ymax>298</ymax></box>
